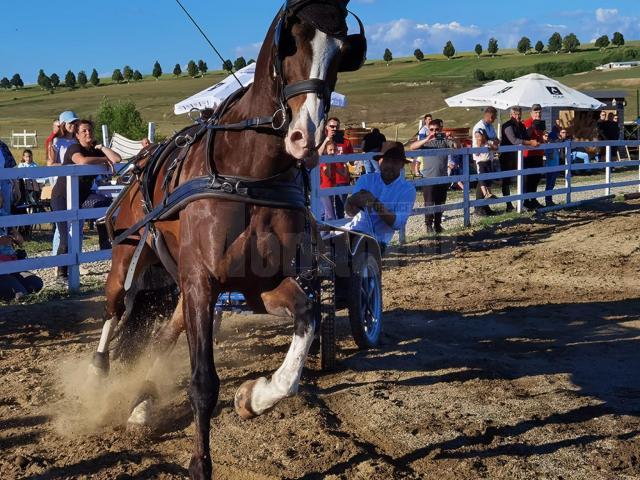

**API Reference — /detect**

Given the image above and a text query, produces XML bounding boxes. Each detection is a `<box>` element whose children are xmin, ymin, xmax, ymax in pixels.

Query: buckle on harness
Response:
<box><xmin>221</xmin><ymin>182</ymin><xmax>235</xmax><ymax>194</ymax></box>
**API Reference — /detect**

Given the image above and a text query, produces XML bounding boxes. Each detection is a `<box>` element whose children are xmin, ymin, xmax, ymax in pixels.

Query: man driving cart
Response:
<box><xmin>344</xmin><ymin>141</ymin><xmax>417</xmax><ymax>253</ymax></box>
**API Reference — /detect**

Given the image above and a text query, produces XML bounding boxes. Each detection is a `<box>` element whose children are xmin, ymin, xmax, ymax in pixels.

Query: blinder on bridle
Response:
<box><xmin>272</xmin><ymin>0</ymin><xmax>367</xmax><ymax>124</ymax></box>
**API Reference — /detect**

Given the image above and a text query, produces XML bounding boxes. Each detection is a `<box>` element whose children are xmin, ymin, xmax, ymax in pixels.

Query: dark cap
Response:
<box><xmin>531</xmin><ymin>103</ymin><xmax>542</xmax><ymax>111</ymax></box>
<box><xmin>372</xmin><ymin>141</ymin><xmax>412</xmax><ymax>163</ymax></box>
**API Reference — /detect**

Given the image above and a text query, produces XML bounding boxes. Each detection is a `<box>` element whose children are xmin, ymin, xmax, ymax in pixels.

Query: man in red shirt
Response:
<box><xmin>319</xmin><ymin>117</ymin><xmax>353</xmax><ymax>218</ymax></box>
<box><xmin>522</xmin><ymin>104</ymin><xmax>546</xmax><ymax>210</ymax></box>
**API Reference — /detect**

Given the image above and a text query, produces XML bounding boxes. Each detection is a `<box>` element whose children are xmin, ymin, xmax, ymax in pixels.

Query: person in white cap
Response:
<box><xmin>47</xmin><ymin>111</ymin><xmax>79</xmax><ymax>254</ymax></box>
<box><xmin>48</xmin><ymin>111</ymin><xmax>79</xmax><ymax>167</ymax></box>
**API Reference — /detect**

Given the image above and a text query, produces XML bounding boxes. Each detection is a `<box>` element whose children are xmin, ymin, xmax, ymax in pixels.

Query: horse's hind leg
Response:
<box><xmin>235</xmin><ymin>277</ymin><xmax>315</xmax><ymax>419</ymax></box>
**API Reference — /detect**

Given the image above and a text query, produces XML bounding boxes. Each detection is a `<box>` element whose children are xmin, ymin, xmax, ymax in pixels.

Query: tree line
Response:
<box><xmin>398</xmin><ymin>31</ymin><xmax>627</xmax><ymax>63</ymax></box>
<box><xmin>0</xmin><ymin>56</ymin><xmax>258</xmax><ymax>91</ymax></box>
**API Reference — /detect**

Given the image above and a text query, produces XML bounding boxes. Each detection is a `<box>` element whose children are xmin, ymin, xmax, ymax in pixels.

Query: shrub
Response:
<box><xmin>95</xmin><ymin>98</ymin><xmax>147</xmax><ymax>143</ymax></box>
<box><xmin>473</xmin><ymin>69</ymin><xmax>486</xmax><ymax>81</ymax></box>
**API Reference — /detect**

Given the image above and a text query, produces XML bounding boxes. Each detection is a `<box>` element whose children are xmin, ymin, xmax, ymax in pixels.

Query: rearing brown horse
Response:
<box><xmin>88</xmin><ymin>1</ymin><xmax>366</xmax><ymax>478</ymax></box>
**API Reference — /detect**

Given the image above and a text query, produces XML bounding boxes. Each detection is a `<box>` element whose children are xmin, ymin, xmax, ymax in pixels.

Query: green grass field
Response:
<box><xmin>2</xmin><ymin>42</ymin><xmax>639</xmax><ymax>163</ymax></box>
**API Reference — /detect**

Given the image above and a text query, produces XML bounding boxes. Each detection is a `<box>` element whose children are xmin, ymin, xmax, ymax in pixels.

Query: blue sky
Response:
<box><xmin>1</xmin><ymin>0</ymin><xmax>638</xmax><ymax>83</ymax></box>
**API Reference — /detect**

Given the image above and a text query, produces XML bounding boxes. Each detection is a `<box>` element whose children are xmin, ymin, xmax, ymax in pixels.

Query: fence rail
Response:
<box><xmin>0</xmin><ymin>140</ymin><xmax>639</xmax><ymax>293</ymax></box>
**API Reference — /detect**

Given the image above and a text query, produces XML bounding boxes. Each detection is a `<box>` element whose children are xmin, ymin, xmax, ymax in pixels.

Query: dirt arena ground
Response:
<box><xmin>1</xmin><ymin>199</ymin><xmax>639</xmax><ymax>479</ymax></box>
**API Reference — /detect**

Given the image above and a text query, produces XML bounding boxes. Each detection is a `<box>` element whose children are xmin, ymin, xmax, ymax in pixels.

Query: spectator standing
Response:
<box><xmin>45</xmin><ymin>120</ymin><xmax>60</xmax><ymax>164</ymax></box>
<box><xmin>544</xmin><ymin>127</ymin><xmax>585</xmax><ymax>206</ymax></box>
<box><xmin>319</xmin><ymin>117</ymin><xmax>352</xmax><ymax>218</ymax></box>
<box><xmin>542</xmin><ymin>131</ymin><xmax>558</xmax><ymax>206</ymax></box>
<box><xmin>345</xmin><ymin>141</ymin><xmax>416</xmax><ymax>251</ymax></box>
<box><xmin>49</xmin><ymin>111</ymin><xmax>79</xmax><ymax>166</ymax></box>
<box><xmin>0</xmin><ymin>139</ymin><xmax>17</xmax><ymax>216</ymax></box>
<box><xmin>607</xmin><ymin>112</ymin><xmax>620</xmax><ymax>159</ymax></box>
<box><xmin>500</xmin><ymin>107</ymin><xmax>539</xmax><ymax>211</ymax></box>
<box><xmin>473</xmin><ymin>107</ymin><xmax>499</xmax><ymax>143</ymax></box>
<box><xmin>414</xmin><ymin>114</ymin><xmax>433</xmax><ymax>177</ymax></box>
<box><xmin>410</xmin><ymin>119</ymin><xmax>458</xmax><ymax>234</ymax></box>
<box><xmin>319</xmin><ymin>142</ymin><xmax>338</xmax><ymax>220</ymax></box>
<box><xmin>49</xmin><ymin>111</ymin><xmax>79</xmax><ymax>254</ymax></box>
<box><xmin>522</xmin><ymin>104</ymin><xmax>546</xmax><ymax>210</ymax></box>
<box><xmin>473</xmin><ymin>129</ymin><xmax>498</xmax><ymax>216</ymax></box>
<box><xmin>361</xmin><ymin>128</ymin><xmax>386</xmax><ymax>173</ymax></box>
<box><xmin>17</xmin><ymin>149</ymin><xmax>42</xmax><ymax>204</ymax></box>
<box><xmin>596</xmin><ymin>110</ymin><xmax>609</xmax><ymax>140</ymax></box>
<box><xmin>51</xmin><ymin>120</ymin><xmax>121</xmax><ymax>280</ymax></box>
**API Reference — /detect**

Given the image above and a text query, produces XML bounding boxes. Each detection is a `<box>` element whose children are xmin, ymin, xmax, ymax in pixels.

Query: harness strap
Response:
<box><xmin>113</xmin><ymin>173</ymin><xmax>307</xmax><ymax>246</ymax></box>
<box><xmin>124</xmin><ymin>223</ymin><xmax>150</xmax><ymax>291</ymax></box>
<box><xmin>206</xmin><ymin>116</ymin><xmax>280</xmax><ymax>132</ymax></box>
<box><xmin>283</xmin><ymin>78</ymin><xmax>330</xmax><ymax>103</ymax></box>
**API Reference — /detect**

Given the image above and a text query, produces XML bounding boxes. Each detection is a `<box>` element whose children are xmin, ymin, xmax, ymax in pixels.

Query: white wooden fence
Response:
<box><xmin>311</xmin><ymin>139</ymin><xmax>640</xmax><ymax>240</ymax></box>
<box><xmin>0</xmin><ymin>140</ymin><xmax>638</xmax><ymax>293</ymax></box>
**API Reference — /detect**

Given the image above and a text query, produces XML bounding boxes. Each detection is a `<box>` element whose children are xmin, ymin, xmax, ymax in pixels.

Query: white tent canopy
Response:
<box><xmin>444</xmin><ymin>80</ymin><xmax>508</xmax><ymax>108</ymax></box>
<box><xmin>174</xmin><ymin>63</ymin><xmax>347</xmax><ymax>115</ymax></box>
<box><xmin>446</xmin><ymin>73</ymin><xmax>604</xmax><ymax>110</ymax></box>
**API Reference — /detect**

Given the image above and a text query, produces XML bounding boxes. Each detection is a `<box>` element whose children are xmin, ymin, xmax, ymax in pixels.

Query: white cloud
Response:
<box><xmin>230</xmin><ymin>8</ymin><xmax>638</xmax><ymax>62</ymax></box>
<box><xmin>234</xmin><ymin>42</ymin><xmax>262</xmax><ymax>60</ymax></box>
<box><xmin>595</xmin><ymin>8</ymin><xmax>618</xmax><ymax>23</ymax></box>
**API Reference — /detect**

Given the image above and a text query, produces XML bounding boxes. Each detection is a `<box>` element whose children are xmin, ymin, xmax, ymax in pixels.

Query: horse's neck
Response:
<box><xmin>214</xmin><ymin>65</ymin><xmax>291</xmax><ymax>179</ymax></box>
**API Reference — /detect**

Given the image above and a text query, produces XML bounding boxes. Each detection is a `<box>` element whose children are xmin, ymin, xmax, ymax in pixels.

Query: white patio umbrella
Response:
<box><xmin>454</xmin><ymin>73</ymin><xmax>605</xmax><ymax>110</ymax></box>
<box><xmin>444</xmin><ymin>80</ymin><xmax>508</xmax><ymax>108</ymax></box>
<box><xmin>174</xmin><ymin>63</ymin><xmax>347</xmax><ymax>115</ymax></box>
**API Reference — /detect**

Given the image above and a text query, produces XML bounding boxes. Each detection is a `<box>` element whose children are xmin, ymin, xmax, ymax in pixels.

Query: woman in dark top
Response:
<box><xmin>51</xmin><ymin>119</ymin><xmax>121</xmax><ymax>279</ymax></box>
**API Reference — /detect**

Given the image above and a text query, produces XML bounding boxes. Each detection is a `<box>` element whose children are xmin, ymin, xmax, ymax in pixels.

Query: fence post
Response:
<box><xmin>565</xmin><ymin>141</ymin><xmax>572</xmax><ymax>205</ymax></box>
<box><xmin>66</xmin><ymin>173</ymin><xmax>82</xmax><ymax>292</ymax></box>
<box><xmin>516</xmin><ymin>149</ymin><xmax>524</xmax><ymax>213</ymax></box>
<box><xmin>102</xmin><ymin>124</ymin><xmax>110</xmax><ymax>148</ymax></box>
<box><xmin>399</xmin><ymin>166</ymin><xmax>406</xmax><ymax>244</ymax></box>
<box><xmin>309</xmin><ymin>164</ymin><xmax>322</xmax><ymax>220</ymax></box>
<box><xmin>148</xmin><ymin>122</ymin><xmax>156</xmax><ymax>143</ymax></box>
<box><xmin>463</xmin><ymin>151</ymin><xmax>471</xmax><ymax>227</ymax></box>
<box><xmin>605</xmin><ymin>145</ymin><xmax>611</xmax><ymax>196</ymax></box>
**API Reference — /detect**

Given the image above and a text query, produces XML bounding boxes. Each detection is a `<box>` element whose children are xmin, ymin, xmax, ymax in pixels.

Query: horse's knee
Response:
<box><xmin>261</xmin><ymin>277</ymin><xmax>313</xmax><ymax>318</ymax></box>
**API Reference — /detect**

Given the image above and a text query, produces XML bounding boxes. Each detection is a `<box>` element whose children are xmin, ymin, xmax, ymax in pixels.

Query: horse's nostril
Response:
<box><xmin>289</xmin><ymin>130</ymin><xmax>305</xmax><ymax>143</ymax></box>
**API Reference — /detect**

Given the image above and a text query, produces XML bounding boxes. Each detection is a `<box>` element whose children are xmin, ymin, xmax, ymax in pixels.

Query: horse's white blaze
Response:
<box><xmin>249</xmin><ymin>325</ymin><xmax>315</xmax><ymax>415</ymax></box>
<box><xmin>285</xmin><ymin>31</ymin><xmax>342</xmax><ymax>157</ymax></box>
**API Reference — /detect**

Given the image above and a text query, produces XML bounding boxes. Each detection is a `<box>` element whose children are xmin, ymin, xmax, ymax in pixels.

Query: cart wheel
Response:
<box><xmin>319</xmin><ymin>271</ymin><xmax>336</xmax><ymax>371</ymax></box>
<box><xmin>348</xmin><ymin>251</ymin><xmax>383</xmax><ymax>349</ymax></box>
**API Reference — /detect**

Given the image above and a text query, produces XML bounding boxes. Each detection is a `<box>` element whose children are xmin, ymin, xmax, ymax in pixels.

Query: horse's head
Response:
<box><xmin>256</xmin><ymin>0</ymin><xmax>367</xmax><ymax>160</ymax></box>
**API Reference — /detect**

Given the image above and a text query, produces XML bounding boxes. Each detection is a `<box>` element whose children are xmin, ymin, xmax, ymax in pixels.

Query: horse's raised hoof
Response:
<box><xmin>87</xmin><ymin>351</ymin><xmax>110</xmax><ymax>378</ymax></box>
<box><xmin>127</xmin><ymin>381</ymin><xmax>158</xmax><ymax>431</ymax></box>
<box><xmin>234</xmin><ymin>380</ymin><xmax>259</xmax><ymax>420</ymax></box>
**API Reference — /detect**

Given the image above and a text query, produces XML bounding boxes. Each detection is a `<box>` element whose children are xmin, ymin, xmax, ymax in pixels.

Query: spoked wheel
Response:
<box><xmin>348</xmin><ymin>251</ymin><xmax>383</xmax><ymax>349</ymax></box>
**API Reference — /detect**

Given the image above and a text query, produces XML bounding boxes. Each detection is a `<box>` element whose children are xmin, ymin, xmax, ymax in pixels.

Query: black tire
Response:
<box><xmin>348</xmin><ymin>251</ymin><xmax>383</xmax><ymax>349</ymax></box>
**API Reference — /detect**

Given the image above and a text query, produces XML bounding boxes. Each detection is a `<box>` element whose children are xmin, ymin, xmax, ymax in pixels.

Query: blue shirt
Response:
<box><xmin>345</xmin><ymin>173</ymin><xmax>417</xmax><ymax>245</ymax></box>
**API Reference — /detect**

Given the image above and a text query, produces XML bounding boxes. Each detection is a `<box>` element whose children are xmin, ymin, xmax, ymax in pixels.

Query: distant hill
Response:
<box><xmin>1</xmin><ymin>42</ymin><xmax>638</xmax><ymax>154</ymax></box>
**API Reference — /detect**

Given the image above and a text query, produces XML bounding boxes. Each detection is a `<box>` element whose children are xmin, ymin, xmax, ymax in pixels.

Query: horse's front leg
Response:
<box><xmin>89</xmin><ymin>243</ymin><xmax>140</xmax><ymax>377</ymax></box>
<box><xmin>182</xmin><ymin>267</ymin><xmax>220</xmax><ymax>480</ymax></box>
<box><xmin>235</xmin><ymin>277</ymin><xmax>314</xmax><ymax>419</ymax></box>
